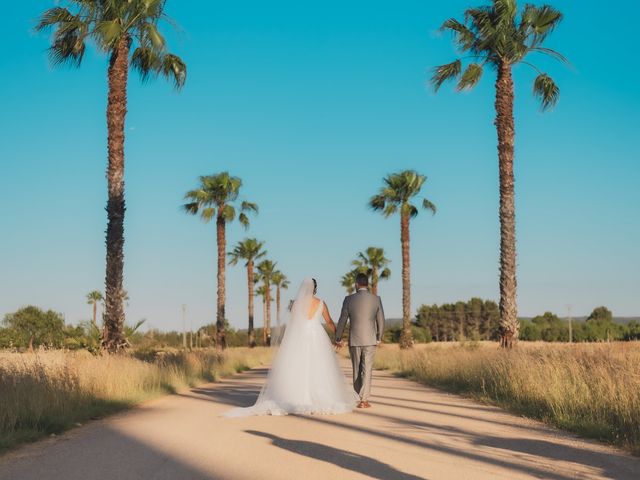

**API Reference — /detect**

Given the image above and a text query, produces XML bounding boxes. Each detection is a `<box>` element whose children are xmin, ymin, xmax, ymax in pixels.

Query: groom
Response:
<box><xmin>335</xmin><ymin>273</ymin><xmax>385</xmax><ymax>408</ymax></box>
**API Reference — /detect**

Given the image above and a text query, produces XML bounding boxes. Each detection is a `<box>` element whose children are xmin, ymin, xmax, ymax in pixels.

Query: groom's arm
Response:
<box><xmin>376</xmin><ymin>297</ymin><xmax>385</xmax><ymax>343</ymax></box>
<box><xmin>335</xmin><ymin>297</ymin><xmax>349</xmax><ymax>342</ymax></box>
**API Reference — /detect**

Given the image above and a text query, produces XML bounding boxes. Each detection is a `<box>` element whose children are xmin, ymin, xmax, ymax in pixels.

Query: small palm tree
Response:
<box><xmin>370</xmin><ymin>170</ymin><xmax>436</xmax><ymax>348</ymax></box>
<box><xmin>86</xmin><ymin>290</ymin><xmax>103</xmax><ymax>328</ymax></box>
<box><xmin>229</xmin><ymin>238</ymin><xmax>266</xmax><ymax>347</ymax></box>
<box><xmin>183</xmin><ymin>173</ymin><xmax>258</xmax><ymax>349</ymax></box>
<box><xmin>37</xmin><ymin>1</ymin><xmax>187</xmax><ymax>353</ymax></box>
<box><xmin>431</xmin><ymin>0</ymin><xmax>566</xmax><ymax>347</ymax></box>
<box><xmin>271</xmin><ymin>271</ymin><xmax>290</xmax><ymax>331</ymax></box>
<box><xmin>340</xmin><ymin>270</ymin><xmax>359</xmax><ymax>294</ymax></box>
<box><xmin>352</xmin><ymin>247</ymin><xmax>391</xmax><ymax>295</ymax></box>
<box><xmin>256</xmin><ymin>259</ymin><xmax>277</xmax><ymax>346</ymax></box>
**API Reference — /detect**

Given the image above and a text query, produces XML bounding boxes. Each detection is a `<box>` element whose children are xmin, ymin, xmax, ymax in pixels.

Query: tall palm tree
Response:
<box><xmin>256</xmin><ymin>259</ymin><xmax>277</xmax><ymax>346</ymax></box>
<box><xmin>37</xmin><ymin>1</ymin><xmax>187</xmax><ymax>352</ymax></box>
<box><xmin>86</xmin><ymin>290</ymin><xmax>103</xmax><ymax>328</ymax></box>
<box><xmin>370</xmin><ymin>170</ymin><xmax>436</xmax><ymax>348</ymax></box>
<box><xmin>431</xmin><ymin>0</ymin><xmax>565</xmax><ymax>347</ymax></box>
<box><xmin>340</xmin><ymin>269</ymin><xmax>359</xmax><ymax>294</ymax></box>
<box><xmin>352</xmin><ymin>247</ymin><xmax>391</xmax><ymax>295</ymax></box>
<box><xmin>228</xmin><ymin>238</ymin><xmax>266</xmax><ymax>347</ymax></box>
<box><xmin>271</xmin><ymin>271</ymin><xmax>290</xmax><ymax>331</ymax></box>
<box><xmin>183</xmin><ymin>173</ymin><xmax>258</xmax><ymax>349</ymax></box>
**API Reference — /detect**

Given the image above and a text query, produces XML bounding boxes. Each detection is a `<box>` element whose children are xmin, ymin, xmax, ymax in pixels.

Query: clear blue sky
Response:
<box><xmin>1</xmin><ymin>1</ymin><xmax>638</xmax><ymax>332</ymax></box>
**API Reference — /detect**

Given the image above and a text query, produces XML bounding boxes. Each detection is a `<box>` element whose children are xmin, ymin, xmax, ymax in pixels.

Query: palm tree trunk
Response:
<box><xmin>216</xmin><ymin>213</ymin><xmax>227</xmax><ymax>349</ymax></box>
<box><xmin>276</xmin><ymin>286</ymin><xmax>281</xmax><ymax>328</ymax></box>
<box><xmin>102</xmin><ymin>36</ymin><xmax>130</xmax><ymax>353</ymax></box>
<box><xmin>371</xmin><ymin>266</ymin><xmax>378</xmax><ymax>296</ymax></box>
<box><xmin>92</xmin><ymin>302</ymin><xmax>97</xmax><ymax>328</ymax></box>
<box><xmin>495</xmin><ymin>60</ymin><xmax>518</xmax><ymax>349</ymax></box>
<box><xmin>265</xmin><ymin>283</ymin><xmax>272</xmax><ymax>346</ymax></box>
<box><xmin>247</xmin><ymin>262</ymin><xmax>255</xmax><ymax>348</ymax></box>
<box><xmin>399</xmin><ymin>211</ymin><xmax>413</xmax><ymax>348</ymax></box>
<box><xmin>262</xmin><ymin>298</ymin><xmax>267</xmax><ymax>344</ymax></box>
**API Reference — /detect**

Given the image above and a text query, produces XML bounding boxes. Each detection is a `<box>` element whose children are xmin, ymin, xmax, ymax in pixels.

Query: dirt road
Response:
<box><xmin>1</xmin><ymin>359</ymin><xmax>637</xmax><ymax>479</ymax></box>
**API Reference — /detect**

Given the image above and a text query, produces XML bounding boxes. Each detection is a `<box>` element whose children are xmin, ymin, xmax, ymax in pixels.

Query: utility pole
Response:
<box><xmin>182</xmin><ymin>304</ymin><xmax>187</xmax><ymax>350</ymax></box>
<box><xmin>565</xmin><ymin>304</ymin><xmax>573</xmax><ymax>344</ymax></box>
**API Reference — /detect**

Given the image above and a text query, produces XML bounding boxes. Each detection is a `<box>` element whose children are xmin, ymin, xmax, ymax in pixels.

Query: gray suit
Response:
<box><xmin>336</xmin><ymin>289</ymin><xmax>385</xmax><ymax>401</ymax></box>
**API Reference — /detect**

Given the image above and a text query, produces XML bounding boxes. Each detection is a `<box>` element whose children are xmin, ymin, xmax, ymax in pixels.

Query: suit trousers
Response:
<box><xmin>349</xmin><ymin>345</ymin><xmax>377</xmax><ymax>401</ymax></box>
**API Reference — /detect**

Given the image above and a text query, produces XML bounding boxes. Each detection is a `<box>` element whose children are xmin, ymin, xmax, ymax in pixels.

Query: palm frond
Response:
<box><xmin>533</xmin><ymin>73</ymin><xmax>559</xmax><ymax>111</ymax></box>
<box><xmin>161</xmin><ymin>53</ymin><xmax>187</xmax><ymax>89</ymax></box>
<box><xmin>494</xmin><ymin>0</ymin><xmax>517</xmax><ymax>24</ymax></box>
<box><xmin>422</xmin><ymin>198</ymin><xmax>437</xmax><ymax>214</ymax></box>
<box><xmin>520</xmin><ymin>4</ymin><xmax>563</xmax><ymax>46</ymax></box>
<box><xmin>241</xmin><ymin>201</ymin><xmax>259</xmax><ymax>214</ymax></box>
<box><xmin>238</xmin><ymin>212</ymin><xmax>250</xmax><ymax>229</ymax></box>
<box><xmin>457</xmin><ymin>63</ymin><xmax>483</xmax><ymax>91</ymax></box>
<box><xmin>440</xmin><ymin>18</ymin><xmax>477</xmax><ymax>51</ymax></box>
<box><xmin>465</xmin><ymin>7</ymin><xmax>496</xmax><ymax>41</ymax></box>
<box><xmin>182</xmin><ymin>201</ymin><xmax>199</xmax><ymax>215</ymax></box>
<box><xmin>405</xmin><ymin>204</ymin><xmax>419</xmax><ymax>218</ymax></box>
<box><xmin>431</xmin><ymin>60</ymin><xmax>462</xmax><ymax>91</ymax></box>
<box><xmin>95</xmin><ymin>20</ymin><xmax>123</xmax><ymax>49</ymax></box>
<box><xmin>200</xmin><ymin>207</ymin><xmax>216</xmax><ymax>222</ymax></box>
<box><xmin>369</xmin><ymin>194</ymin><xmax>387</xmax><ymax>211</ymax></box>
<box><xmin>530</xmin><ymin>46</ymin><xmax>569</xmax><ymax>65</ymax></box>
<box><xmin>36</xmin><ymin>7</ymin><xmax>75</xmax><ymax>31</ymax></box>
<box><xmin>222</xmin><ymin>204</ymin><xmax>236</xmax><ymax>222</ymax></box>
<box><xmin>383</xmin><ymin>204</ymin><xmax>398</xmax><ymax>218</ymax></box>
<box><xmin>131</xmin><ymin>46</ymin><xmax>162</xmax><ymax>82</ymax></box>
<box><xmin>143</xmin><ymin>22</ymin><xmax>166</xmax><ymax>50</ymax></box>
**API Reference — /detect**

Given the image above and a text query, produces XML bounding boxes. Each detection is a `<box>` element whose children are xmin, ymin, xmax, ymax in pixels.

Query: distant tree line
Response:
<box><xmin>414</xmin><ymin>299</ymin><xmax>501</xmax><ymax>342</ymax></box>
<box><xmin>3</xmin><ymin>303</ymin><xmax>638</xmax><ymax>352</ymax></box>
<box><xmin>520</xmin><ymin>307</ymin><xmax>640</xmax><ymax>342</ymax></box>
<box><xmin>395</xmin><ymin>302</ymin><xmax>640</xmax><ymax>344</ymax></box>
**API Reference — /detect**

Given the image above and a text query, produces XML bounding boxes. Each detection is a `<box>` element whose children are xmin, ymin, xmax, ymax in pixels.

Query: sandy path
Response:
<box><xmin>1</xmin><ymin>358</ymin><xmax>638</xmax><ymax>480</ymax></box>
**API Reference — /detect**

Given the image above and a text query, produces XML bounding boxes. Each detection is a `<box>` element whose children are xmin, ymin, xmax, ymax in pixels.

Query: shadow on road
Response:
<box><xmin>245</xmin><ymin>430</ymin><xmax>427</xmax><ymax>480</ymax></box>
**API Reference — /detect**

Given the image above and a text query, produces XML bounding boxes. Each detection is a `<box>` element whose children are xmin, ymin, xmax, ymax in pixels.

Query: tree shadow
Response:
<box><xmin>369</xmin><ymin>399</ymin><xmax>551</xmax><ymax>434</ymax></box>
<box><xmin>245</xmin><ymin>430</ymin><xmax>427</xmax><ymax>480</ymax></box>
<box><xmin>372</xmin><ymin>393</ymin><xmax>498</xmax><ymax>413</ymax></box>
<box><xmin>297</xmin><ymin>413</ymin><xmax>638</xmax><ymax>480</ymax></box>
<box><xmin>0</xmin><ymin>425</ymin><xmax>216</xmax><ymax>480</ymax></box>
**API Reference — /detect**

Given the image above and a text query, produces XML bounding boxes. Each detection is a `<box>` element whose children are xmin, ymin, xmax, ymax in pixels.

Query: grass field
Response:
<box><xmin>0</xmin><ymin>347</ymin><xmax>273</xmax><ymax>452</ymax></box>
<box><xmin>372</xmin><ymin>341</ymin><xmax>640</xmax><ymax>454</ymax></box>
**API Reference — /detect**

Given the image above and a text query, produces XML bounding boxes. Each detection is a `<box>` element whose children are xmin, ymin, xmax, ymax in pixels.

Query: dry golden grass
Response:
<box><xmin>0</xmin><ymin>347</ymin><xmax>273</xmax><ymax>451</ymax></box>
<box><xmin>372</xmin><ymin>341</ymin><xmax>640</xmax><ymax>454</ymax></box>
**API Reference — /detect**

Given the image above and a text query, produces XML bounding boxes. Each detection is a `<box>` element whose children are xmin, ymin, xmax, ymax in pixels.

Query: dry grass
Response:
<box><xmin>0</xmin><ymin>347</ymin><xmax>272</xmax><ymax>452</ymax></box>
<box><xmin>373</xmin><ymin>342</ymin><xmax>640</xmax><ymax>454</ymax></box>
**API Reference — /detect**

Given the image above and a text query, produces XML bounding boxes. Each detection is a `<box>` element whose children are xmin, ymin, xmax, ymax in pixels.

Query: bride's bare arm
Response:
<box><xmin>322</xmin><ymin>303</ymin><xmax>337</xmax><ymax>334</ymax></box>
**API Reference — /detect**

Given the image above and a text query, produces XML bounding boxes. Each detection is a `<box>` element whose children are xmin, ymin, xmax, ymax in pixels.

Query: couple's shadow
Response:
<box><xmin>245</xmin><ymin>430</ymin><xmax>426</xmax><ymax>480</ymax></box>
<box><xmin>188</xmin><ymin>373</ymin><xmax>426</xmax><ymax>479</ymax></box>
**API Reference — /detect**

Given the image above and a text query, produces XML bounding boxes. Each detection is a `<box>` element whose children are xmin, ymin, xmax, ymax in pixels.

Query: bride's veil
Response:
<box><xmin>272</xmin><ymin>277</ymin><xmax>315</xmax><ymax>345</ymax></box>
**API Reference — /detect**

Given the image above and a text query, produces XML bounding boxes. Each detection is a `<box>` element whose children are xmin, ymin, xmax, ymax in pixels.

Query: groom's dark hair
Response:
<box><xmin>355</xmin><ymin>273</ymin><xmax>369</xmax><ymax>287</ymax></box>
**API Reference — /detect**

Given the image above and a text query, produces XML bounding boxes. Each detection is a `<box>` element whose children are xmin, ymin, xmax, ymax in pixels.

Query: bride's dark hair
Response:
<box><xmin>312</xmin><ymin>278</ymin><xmax>317</xmax><ymax>295</ymax></box>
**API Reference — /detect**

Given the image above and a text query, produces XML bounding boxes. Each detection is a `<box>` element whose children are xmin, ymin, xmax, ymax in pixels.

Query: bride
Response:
<box><xmin>224</xmin><ymin>278</ymin><xmax>357</xmax><ymax>416</ymax></box>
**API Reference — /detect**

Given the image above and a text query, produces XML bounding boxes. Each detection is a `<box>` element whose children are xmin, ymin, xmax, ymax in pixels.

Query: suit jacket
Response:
<box><xmin>336</xmin><ymin>289</ymin><xmax>385</xmax><ymax>346</ymax></box>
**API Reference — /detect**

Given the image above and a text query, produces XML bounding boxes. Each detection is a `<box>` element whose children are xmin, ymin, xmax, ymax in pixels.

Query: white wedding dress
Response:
<box><xmin>224</xmin><ymin>278</ymin><xmax>357</xmax><ymax>417</ymax></box>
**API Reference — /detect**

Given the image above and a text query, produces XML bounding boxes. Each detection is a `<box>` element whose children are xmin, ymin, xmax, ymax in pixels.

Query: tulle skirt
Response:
<box><xmin>224</xmin><ymin>319</ymin><xmax>357</xmax><ymax>417</ymax></box>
